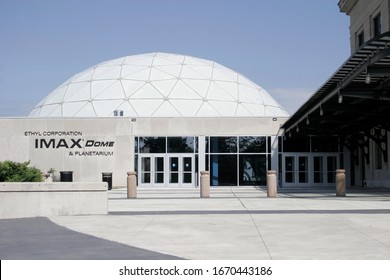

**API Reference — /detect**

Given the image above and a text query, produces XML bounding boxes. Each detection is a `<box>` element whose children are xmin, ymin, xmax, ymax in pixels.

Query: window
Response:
<box><xmin>139</xmin><ymin>137</ymin><xmax>166</xmax><ymax>153</ymax></box>
<box><xmin>373</xmin><ymin>13</ymin><xmax>381</xmax><ymax>37</ymax></box>
<box><xmin>357</xmin><ymin>31</ymin><xmax>364</xmax><ymax>48</ymax></box>
<box><xmin>374</xmin><ymin>141</ymin><xmax>383</xmax><ymax>170</ymax></box>
<box><xmin>167</xmin><ymin>137</ymin><xmax>195</xmax><ymax>153</ymax></box>
<box><xmin>239</xmin><ymin>136</ymin><xmax>266</xmax><ymax>153</ymax></box>
<box><xmin>206</xmin><ymin>136</ymin><xmax>271</xmax><ymax>186</ymax></box>
<box><xmin>210</xmin><ymin>137</ymin><xmax>237</xmax><ymax>153</ymax></box>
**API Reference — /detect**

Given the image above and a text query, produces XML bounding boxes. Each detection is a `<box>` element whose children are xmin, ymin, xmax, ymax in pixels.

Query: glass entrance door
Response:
<box><xmin>139</xmin><ymin>155</ymin><xmax>165</xmax><ymax>187</ymax></box>
<box><xmin>282</xmin><ymin>154</ymin><xmax>338</xmax><ymax>187</ymax></box>
<box><xmin>139</xmin><ymin>154</ymin><xmax>194</xmax><ymax>187</ymax></box>
<box><xmin>283</xmin><ymin>155</ymin><xmax>310</xmax><ymax>187</ymax></box>
<box><xmin>169</xmin><ymin>155</ymin><xmax>194</xmax><ymax>186</ymax></box>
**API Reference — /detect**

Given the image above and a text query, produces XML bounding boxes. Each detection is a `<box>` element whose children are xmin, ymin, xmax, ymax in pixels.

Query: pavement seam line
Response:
<box><xmin>229</xmin><ymin>187</ymin><xmax>273</xmax><ymax>260</ymax></box>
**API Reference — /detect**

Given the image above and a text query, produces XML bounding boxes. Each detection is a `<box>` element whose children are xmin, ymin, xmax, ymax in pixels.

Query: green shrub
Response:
<box><xmin>0</xmin><ymin>160</ymin><xmax>43</xmax><ymax>182</ymax></box>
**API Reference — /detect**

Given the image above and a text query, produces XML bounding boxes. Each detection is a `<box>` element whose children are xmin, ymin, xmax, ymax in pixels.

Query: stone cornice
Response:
<box><xmin>338</xmin><ymin>0</ymin><xmax>359</xmax><ymax>15</ymax></box>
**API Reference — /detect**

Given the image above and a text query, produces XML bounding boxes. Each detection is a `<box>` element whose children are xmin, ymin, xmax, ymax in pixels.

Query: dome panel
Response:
<box><xmin>214</xmin><ymin>81</ymin><xmax>239</xmax><ymax>100</ymax></box>
<box><xmin>29</xmin><ymin>52</ymin><xmax>289</xmax><ymax>118</ymax></box>
<box><xmin>241</xmin><ymin>103</ymin><xmax>265</xmax><ymax>116</ymax></box>
<box><xmin>181</xmin><ymin>65</ymin><xmax>209</xmax><ymax>79</ymax></box>
<box><xmin>238</xmin><ymin>84</ymin><xmax>263</xmax><ymax>104</ymax></box>
<box><xmin>93</xmin><ymin>81</ymin><xmax>125</xmax><ymax>100</ymax></box>
<box><xmin>29</xmin><ymin>107</ymin><xmax>42</xmax><ymax>117</ymax></box>
<box><xmin>182</xmin><ymin>79</ymin><xmax>210</xmax><ymax>99</ymax></box>
<box><xmin>74</xmin><ymin>102</ymin><xmax>96</xmax><ymax>117</ymax></box>
<box><xmin>169</xmin><ymin>80</ymin><xmax>202</xmax><ymax>100</ymax></box>
<box><xmin>151</xmin><ymin>80</ymin><xmax>177</xmax><ymax>97</ymax></box>
<box><xmin>93</xmin><ymin>100</ymin><xmax>124</xmax><ymax>116</ymax></box>
<box><xmin>39</xmin><ymin>104</ymin><xmax>61</xmax><ymax>117</ymax></box>
<box><xmin>149</xmin><ymin>68</ymin><xmax>176</xmax><ymax>80</ymax></box>
<box><xmin>44</xmin><ymin>86</ymin><xmax>67</xmax><ymax>105</ymax></box>
<box><xmin>186</xmin><ymin>65</ymin><xmax>213</xmax><ymax>79</ymax></box>
<box><xmin>121</xmin><ymin>80</ymin><xmax>146</xmax><ymax>98</ymax></box>
<box><xmin>64</xmin><ymin>82</ymin><xmax>90</xmax><ymax>102</ymax></box>
<box><xmin>71</xmin><ymin>68</ymin><xmax>94</xmax><ymax>83</ymax></box>
<box><xmin>121</xmin><ymin>65</ymin><xmax>148</xmax><ymax>78</ymax></box>
<box><xmin>209</xmin><ymin>101</ymin><xmax>238</xmax><ymax>116</ymax></box>
<box><xmin>212</xmin><ymin>65</ymin><xmax>238</xmax><ymax>82</ymax></box>
<box><xmin>122</xmin><ymin>68</ymin><xmax>150</xmax><ymax>81</ymax></box>
<box><xmin>153</xmin><ymin>101</ymin><xmax>181</xmax><ymax>117</ymax></box>
<box><xmin>130</xmin><ymin>83</ymin><xmax>163</xmax><ymax>99</ymax></box>
<box><xmin>170</xmin><ymin>99</ymin><xmax>203</xmax><ymax>117</ymax></box>
<box><xmin>131</xmin><ymin>99</ymin><xmax>163</xmax><ymax>116</ymax></box>
<box><xmin>62</xmin><ymin>101</ymin><xmax>90</xmax><ymax>116</ymax></box>
<box><xmin>154</xmin><ymin>64</ymin><xmax>182</xmax><ymax>77</ymax></box>
<box><xmin>207</xmin><ymin>82</ymin><xmax>236</xmax><ymax>101</ymax></box>
<box><xmin>92</xmin><ymin>66</ymin><xmax>121</xmax><ymax>80</ymax></box>
<box><xmin>115</xmin><ymin>101</ymin><xmax>138</xmax><ymax>116</ymax></box>
<box><xmin>235</xmin><ymin>104</ymin><xmax>253</xmax><ymax>116</ymax></box>
<box><xmin>196</xmin><ymin>101</ymin><xmax>221</xmax><ymax>117</ymax></box>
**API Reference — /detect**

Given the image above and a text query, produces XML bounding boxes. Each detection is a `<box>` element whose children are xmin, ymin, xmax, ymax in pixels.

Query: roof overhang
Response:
<box><xmin>282</xmin><ymin>32</ymin><xmax>390</xmax><ymax>139</ymax></box>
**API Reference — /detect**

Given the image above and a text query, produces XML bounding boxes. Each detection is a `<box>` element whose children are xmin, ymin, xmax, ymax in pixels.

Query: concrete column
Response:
<box><xmin>127</xmin><ymin>171</ymin><xmax>137</xmax><ymax>199</ymax></box>
<box><xmin>267</xmin><ymin>170</ymin><xmax>277</xmax><ymax>198</ymax></box>
<box><xmin>200</xmin><ymin>171</ymin><xmax>210</xmax><ymax>198</ymax></box>
<box><xmin>336</xmin><ymin>169</ymin><xmax>346</xmax><ymax>197</ymax></box>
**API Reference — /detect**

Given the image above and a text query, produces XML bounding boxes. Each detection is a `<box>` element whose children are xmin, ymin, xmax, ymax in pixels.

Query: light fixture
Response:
<box><xmin>320</xmin><ymin>106</ymin><xmax>324</xmax><ymax>116</ymax></box>
<box><xmin>338</xmin><ymin>94</ymin><xmax>343</xmax><ymax>103</ymax></box>
<box><xmin>296</xmin><ymin>126</ymin><xmax>299</xmax><ymax>132</ymax></box>
<box><xmin>306</xmin><ymin>117</ymin><xmax>310</xmax><ymax>125</ymax></box>
<box><xmin>365</xmin><ymin>71</ymin><xmax>371</xmax><ymax>84</ymax></box>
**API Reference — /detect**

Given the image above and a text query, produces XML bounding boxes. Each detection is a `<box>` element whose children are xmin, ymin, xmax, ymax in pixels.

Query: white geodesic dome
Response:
<box><xmin>29</xmin><ymin>52</ymin><xmax>289</xmax><ymax>118</ymax></box>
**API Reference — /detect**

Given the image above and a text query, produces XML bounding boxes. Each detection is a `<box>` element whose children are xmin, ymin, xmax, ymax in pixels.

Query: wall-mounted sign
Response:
<box><xmin>24</xmin><ymin>130</ymin><xmax>115</xmax><ymax>157</ymax></box>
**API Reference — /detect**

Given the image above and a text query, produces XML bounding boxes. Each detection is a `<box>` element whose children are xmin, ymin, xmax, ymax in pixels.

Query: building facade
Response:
<box><xmin>282</xmin><ymin>1</ymin><xmax>390</xmax><ymax>188</ymax></box>
<box><xmin>0</xmin><ymin>53</ymin><xmax>289</xmax><ymax>188</ymax></box>
<box><xmin>339</xmin><ymin>0</ymin><xmax>390</xmax><ymax>52</ymax></box>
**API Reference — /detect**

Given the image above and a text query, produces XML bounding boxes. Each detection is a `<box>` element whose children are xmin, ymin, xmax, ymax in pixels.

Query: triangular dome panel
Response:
<box><xmin>182</xmin><ymin>79</ymin><xmax>210</xmax><ymax>98</ymax></box>
<box><xmin>93</xmin><ymin>81</ymin><xmax>126</xmax><ymax>100</ymax></box>
<box><xmin>130</xmin><ymin>99</ymin><xmax>163</xmax><ymax>116</ymax></box>
<box><xmin>195</xmin><ymin>101</ymin><xmax>221</xmax><ymax>117</ymax></box>
<box><xmin>121</xmin><ymin>80</ymin><xmax>146</xmax><ymax>98</ymax></box>
<box><xmin>152</xmin><ymin>101</ymin><xmax>181</xmax><ymax>117</ymax></box>
<box><xmin>207</xmin><ymin>82</ymin><xmax>236</xmax><ymax>101</ymax></box>
<box><xmin>62</xmin><ymin>101</ymin><xmax>89</xmax><ymax>116</ymax></box>
<box><xmin>169</xmin><ymin>99</ymin><xmax>203</xmax><ymax>117</ymax></box>
<box><xmin>92</xmin><ymin>66</ymin><xmax>121</xmax><ymax>80</ymax></box>
<box><xmin>74</xmin><ymin>102</ymin><xmax>96</xmax><ymax>117</ymax></box>
<box><xmin>44</xmin><ymin>86</ymin><xmax>67</xmax><ymax>105</ymax></box>
<box><xmin>169</xmin><ymin>80</ymin><xmax>202</xmax><ymax>100</ymax></box>
<box><xmin>151</xmin><ymin>80</ymin><xmax>177</xmax><ymax>97</ymax></box>
<box><xmin>130</xmin><ymin>83</ymin><xmax>164</xmax><ymax>99</ymax></box>
<box><xmin>92</xmin><ymin>100</ymin><xmax>124</xmax><ymax>116</ymax></box>
<box><xmin>115</xmin><ymin>101</ymin><xmax>138</xmax><ymax>117</ymax></box>
<box><xmin>64</xmin><ymin>82</ymin><xmax>90</xmax><ymax>102</ymax></box>
<box><xmin>209</xmin><ymin>101</ymin><xmax>237</xmax><ymax>116</ymax></box>
<box><xmin>91</xmin><ymin>80</ymin><xmax>117</xmax><ymax>99</ymax></box>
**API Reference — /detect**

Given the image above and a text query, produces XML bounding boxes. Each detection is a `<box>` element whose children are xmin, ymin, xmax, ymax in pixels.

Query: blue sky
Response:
<box><xmin>0</xmin><ymin>0</ymin><xmax>350</xmax><ymax>116</ymax></box>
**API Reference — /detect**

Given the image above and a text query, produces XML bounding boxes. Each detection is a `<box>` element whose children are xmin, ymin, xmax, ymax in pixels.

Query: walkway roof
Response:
<box><xmin>282</xmin><ymin>32</ymin><xmax>390</xmax><ymax>139</ymax></box>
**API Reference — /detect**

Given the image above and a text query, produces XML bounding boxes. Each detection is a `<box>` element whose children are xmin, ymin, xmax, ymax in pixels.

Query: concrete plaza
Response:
<box><xmin>1</xmin><ymin>186</ymin><xmax>390</xmax><ymax>259</ymax></box>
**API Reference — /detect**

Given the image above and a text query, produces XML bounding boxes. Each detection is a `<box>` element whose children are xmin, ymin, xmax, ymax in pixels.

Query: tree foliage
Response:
<box><xmin>0</xmin><ymin>161</ymin><xmax>43</xmax><ymax>182</ymax></box>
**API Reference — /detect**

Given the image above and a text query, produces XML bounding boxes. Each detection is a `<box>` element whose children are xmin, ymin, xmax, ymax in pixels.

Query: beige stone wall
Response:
<box><xmin>0</xmin><ymin>117</ymin><xmax>287</xmax><ymax>187</ymax></box>
<box><xmin>0</xmin><ymin>182</ymin><xmax>107</xmax><ymax>219</ymax></box>
<box><xmin>343</xmin><ymin>0</ymin><xmax>390</xmax><ymax>52</ymax></box>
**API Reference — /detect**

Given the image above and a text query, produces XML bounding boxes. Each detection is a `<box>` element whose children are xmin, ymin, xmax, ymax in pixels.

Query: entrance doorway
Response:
<box><xmin>282</xmin><ymin>154</ymin><xmax>338</xmax><ymax>187</ymax></box>
<box><xmin>138</xmin><ymin>154</ymin><xmax>195</xmax><ymax>187</ymax></box>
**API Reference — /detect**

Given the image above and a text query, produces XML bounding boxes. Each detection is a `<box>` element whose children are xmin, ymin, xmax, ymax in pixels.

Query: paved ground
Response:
<box><xmin>1</xmin><ymin>186</ymin><xmax>390</xmax><ymax>259</ymax></box>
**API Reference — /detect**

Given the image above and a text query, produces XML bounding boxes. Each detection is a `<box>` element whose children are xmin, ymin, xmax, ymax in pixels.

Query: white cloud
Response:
<box><xmin>267</xmin><ymin>88</ymin><xmax>314</xmax><ymax>115</ymax></box>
